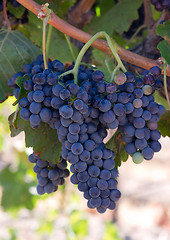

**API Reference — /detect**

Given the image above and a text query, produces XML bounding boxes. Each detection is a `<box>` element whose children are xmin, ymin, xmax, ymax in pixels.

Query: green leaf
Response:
<box><xmin>156</xmin><ymin>20</ymin><xmax>170</xmax><ymax>40</ymax></box>
<box><xmin>9</xmin><ymin>111</ymin><xmax>62</xmax><ymax>163</ymax></box>
<box><xmin>157</xmin><ymin>40</ymin><xmax>170</xmax><ymax>65</ymax></box>
<box><xmin>0</xmin><ymin>164</ymin><xmax>36</xmax><ymax>210</ymax></box>
<box><xmin>106</xmin><ymin>130</ymin><xmax>128</xmax><ymax>168</ymax></box>
<box><xmin>87</xmin><ymin>0</ymin><xmax>142</xmax><ymax>35</ymax></box>
<box><xmin>157</xmin><ymin>110</ymin><xmax>170</xmax><ymax>137</ymax></box>
<box><xmin>0</xmin><ymin>30</ymin><xmax>41</xmax><ymax>102</ymax></box>
<box><xmin>13</xmin><ymin>75</ymin><xmax>30</xmax><ymax>106</ymax></box>
<box><xmin>7</xmin><ymin>3</ymin><xmax>25</xmax><ymax>19</ymax></box>
<box><xmin>23</xmin><ymin>13</ymin><xmax>78</xmax><ymax>62</ymax></box>
<box><xmin>92</xmin><ymin>49</ymin><xmax>114</xmax><ymax>80</ymax></box>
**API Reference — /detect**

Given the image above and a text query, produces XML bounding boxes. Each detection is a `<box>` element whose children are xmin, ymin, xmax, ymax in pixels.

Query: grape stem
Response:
<box><xmin>38</xmin><ymin>3</ymin><xmax>52</xmax><ymax>70</ymax></box>
<box><xmin>3</xmin><ymin>0</ymin><xmax>11</xmax><ymax>30</ymax></box>
<box><xmin>163</xmin><ymin>60</ymin><xmax>170</xmax><ymax>109</ymax></box>
<box><xmin>104</xmin><ymin>59</ymin><xmax>112</xmax><ymax>77</ymax></box>
<box><xmin>60</xmin><ymin>31</ymin><xmax>126</xmax><ymax>84</ymax></box>
<box><xmin>46</xmin><ymin>24</ymin><xmax>53</xmax><ymax>58</ymax></box>
<box><xmin>64</xmin><ymin>34</ymin><xmax>76</xmax><ymax>62</ymax></box>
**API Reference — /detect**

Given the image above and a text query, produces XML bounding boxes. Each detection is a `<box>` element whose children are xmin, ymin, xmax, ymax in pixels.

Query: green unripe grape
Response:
<box><xmin>114</xmin><ymin>73</ymin><xmax>127</xmax><ymax>85</ymax></box>
<box><xmin>132</xmin><ymin>152</ymin><xmax>144</xmax><ymax>164</ymax></box>
<box><xmin>142</xmin><ymin>85</ymin><xmax>153</xmax><ymax>95</ymax></box>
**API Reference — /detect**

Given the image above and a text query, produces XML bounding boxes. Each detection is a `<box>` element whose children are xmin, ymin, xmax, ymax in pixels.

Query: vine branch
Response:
<box><xmin>16</xmin><ymin>0</ymin><xmax>170</xmax><ymax>77</ymax></box>
<box><xmin>143</xmin><ymin>0</ymin><xmax>155</xmax><ymax>30</ymax></box>
<box><xmin>3</xmin><ymin>0</ymin><xmax>11</xmax><ymax>30</ymax></box>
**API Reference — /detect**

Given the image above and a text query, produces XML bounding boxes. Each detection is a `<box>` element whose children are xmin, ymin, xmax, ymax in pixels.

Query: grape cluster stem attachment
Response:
<box><xmin>60</xmin><ymin>31</ymin><xmax>127</xmax><ymax>84</ymax></box>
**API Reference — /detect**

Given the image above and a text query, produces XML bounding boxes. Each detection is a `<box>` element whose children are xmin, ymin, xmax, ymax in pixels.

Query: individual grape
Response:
<box><xmin>107</xmin><ymin>178</ymin><xmax>118</xmax><ymax>189</ymax></box>
<box><xmin>69</xmin><ymin>123</ymin><xmax>80</xmax><ymax>135</ymax></box>
<box><xmin>150</xmin><ymin>130</ymin><xmax>161</xmax><ymax>141</ymax></box>
<box><xmin>33</xmin><ymin>90</ymin><xmax>45</xmax><ymax>103</ymax></box>
<box><xmin>142</xmin><ymin>147</ymin><xmax>154</xmax><ymax>160</ymax></box>
<box><xmin>91</xmin><ymin>148</ymin><xmax>103</xmax><ymax>161</ymax></box>
<box><xmin>52</xmin><ymin>84</ymin><xmax>64</xmax><ymax>96</ymax></box>
<box><xmin>124</xmin><ymin>125</ymin><xmax>135</xmax><ymax>137</ymax></box>
<box><xmin>28</xmin><ymin>153</ymin><xmax>37</xmax><ymax>163</ymax></box>
<box><xmin>97</xmin><ymin>179</ymin><xmax>108</xmax><ymax>190</ymax></box>
<box><xmin>87</xmin><ymin>177</ymin><xmax>98</xmax><ymax>187</ymax></box>
<box><xmin>30</xmin><ymin>114</ymin><xmax>41</xmax><ymax>128</ymax></box>
<box><xmin>106</xmin><ymin>82</ymin><xmax>117</xmax><ymax>93</ymax></box>
<box><xmin>77</xmin><ymin>171</ymin><xmax>89</xmax><ymax>182</ymax></box>
<box><xmin>135</xmin><ymin>128</ymin><xmax>145</xmax><ymax>139</ymax></box>
<box><xmin>100</xmin><ymin>197</ymin><xmax>110</xmax><ymax>208</ymax></box>
<box><xmin>142</xmin><ymin>85</ymin><xmax>153</xmax><ymax>95</ymax></box>
<box><xmin>71</xmin><ymin>143</ymin><xmax>83</xmax><ymax>155</ymax></box>
<box><xmin>38</xmin><ymin>176</ymin><xmax>48</xmax><ymax>186</ymax></box>
<box><xmin>70</xmin><ymin>174</ymin><xmax>79</xmax><ymax>184</ymax></box>
<box><xmin>89</xmin><ymin>187</ymin><xmax>101</xmax><ymax>198</ymax></box>
<box><xmin>142</xmin><ymin>110</ymin><xmax>151</xmax><ymax>121</ymax></box>
<box><xmin>144</xmin><ymin>74</ymin><xmax>155</xmax><ymax>86</ymax></box>
<box><xmin>99</xmin><ymin>99</ymin><xmax>111</xmax><ymax>112</ymax></box>
<box><xmin>60</xmin><ymin>89</ymin><xmax>71</xmax><ymax>100</ymax></box>
<box><xmin>135</xmin><ymin>138</ymin><xmax>147</xmax><ymax>149</ymax></box>
<box><xmin>124</xmin><ymin>82</ymin><xmax>135</xmax><ymax>93</ymax></box>
<box><xmin>47</xmin><ymin>73</ymin><xmax>58</xmax><ymax>85</ymax></box>
<box><xmin>132</xmin><ymin>152</ymin><xmax>144</xmax><ymax>164</ymax></box>
<box><xmin>88</xmin><ymin>165</ymin><xmax>100</xmax><ymax>177</ymax></box>
<box><xmin>89</xmin><ymin>197</ymin><xmax>102</xmax><ymax>208</ymax></box>
<box><xmin>71</xmin><ymin>110</ymin><xmax>82</xmax><ymax>122</ymax></box>
<box><xmin>84</xmin><ymin>140</ymin><xmax>96</xmax><ymax>151</ymax></box>
<box><xmin>59</xmin><ymin>105</ymin><xmax>73</xmax><ymax>119</ymax></box>
<box><xmin>37</xmin><ymin>185</ymin><xmax>45</xmax><ymax>195</ymax></box>
<box><xmin>20</xmin><ymin>108</ymin><xmax>31</xmax><ymax>121</ymax></box>
<box><xmin>78</xmin><ymin>182</ymin><xmax>89</xmax><ymax>192</ymax></box>
<box><xmin>110</xmin><ymin>189</ymin><xmax>121</xmax><ymax>201</ymax></box>
<box><xmin>100</xmin><ymin>170</ymin><xmax>111</xmax><ymax>180</ymax></box>
<box><xmin>44</xmin><ymin>182</ymin><xmax>55</xmax><ymax>194</ymax></box>
<box><xmin>133</xmin><ymin>98</ymin><xmax>143</xmax><ymax>108</ymax></box>
<box><xmin>92</xmin><ymin>70</ymin><xmax>104</xmax><ymax>82</ymax></box>
<box><xmin>113</xmin><ymin>103</ymin><xmax>125</xmax><ymax>116</ymax></box>
<box><xmin>97</xmin><ymin>206</ymin><xmax>106</xmax><ymax>214</ymax></box>
<box><xmin>149</xmin><ymin>140</ymin><xmax>161</xmax><ymax>152</ymax></box>
<box><xmin>125</xmin><ymin>142</ymin><xmax>137</xmax><ymax>155</ymax></box>
<box><xmin>103</xmin><ymin>159</ymin><xmax>115</xmax><ymax>170</ymax></box>
<box><xmin>132</xmin><ymin>108</ymin><xmax>143</xmax><ymax>117</ymax></box>
<box><xmin>125</xmin><ymin>71</ymin><xmax>135</xmax><ymax>82</ymax></box>
<box><xmin>74</xmin><ymin>161</ymin><xmax>87</xmax><ymax>172</ymax></box>
<box><xmin>80</xmin><ymin>150</ymin><xmax>90</xmax><ymax>161</ymax></box>
<box><xmin>133</xmin><ymin>117</ymin><xmax>145</xmax><ymax>129</ymax></box>
<box><xmin>125</xmin><ymin>102</ymin><xmax>134</xmax><ymax>114</ymax></box>
<box><xmin>114</xmin><ymin>73</ymin><xmax>127</xmax><ymax>85</ymax></box>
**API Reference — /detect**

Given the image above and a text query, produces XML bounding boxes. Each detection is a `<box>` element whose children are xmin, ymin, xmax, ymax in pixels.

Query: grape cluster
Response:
<box><xmin>28</xmin><ymin>152</ymin><xmax>70</xmax><ymax>194</ymax></box>
<box><xmin>8</xmin><ymin>55</ymin><xmax>165</xmax><ymax>213</ymax></box>
<box><xmin>114</xmin><ymin>67</ymin><xmax>165</xmax><ymax>163</ymax></box>
<box><xmin>151</xmin><ymin>0</ymin><xmax>170</xmax><ymax>11</ymax></box>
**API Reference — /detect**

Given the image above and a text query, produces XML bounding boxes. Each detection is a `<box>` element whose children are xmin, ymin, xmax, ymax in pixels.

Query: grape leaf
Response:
<box><xmin>106</xmin><ymin>130</ymin><xmax>128</xmax><ymax>168</ymax></box>
<box><xmin>8</xmin><ymin>111</ymin><xmax>62</xmax><ymax>163</ymax></box>
<box><xmin>0</xmin><ymin>30</ymin><xmax>41</xmax><ymax>102</ymax></box>
<box><xmin>13</xmin><ymin>75</ymin><xmax>30</xmax><ymax>106</ymax></box>
<box><xmin>87</xmin><ymin>0</ymin><xmax>142</xmax><ymax>35</ymax></box>
<box><xmin>23</xmin><ymin>12</ymin><xmax>78</xmax><ymax>63</ymax></box>
<box><xmin>157</xmin><ymin>110</ymin><xmax>170</xmax><ymax>137</ymax></box>
<box><xmin>157</xmin><ymin>40</ymin><xmax>170</xmax><ymax>65</ymax></box>
<box><xmin>156</xmin><ymin>20</ymin><xmax>170</xmax><ymax>40</ymax></box>
<box><xmin>7</xmin><ymin>3</ymin><xmax>25</xmax><ymax>18</ymax></box>
<box><xmin>0</xmin><ymin>164</ymin><xmax>36</xmax><ymax>210</ymax></box>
